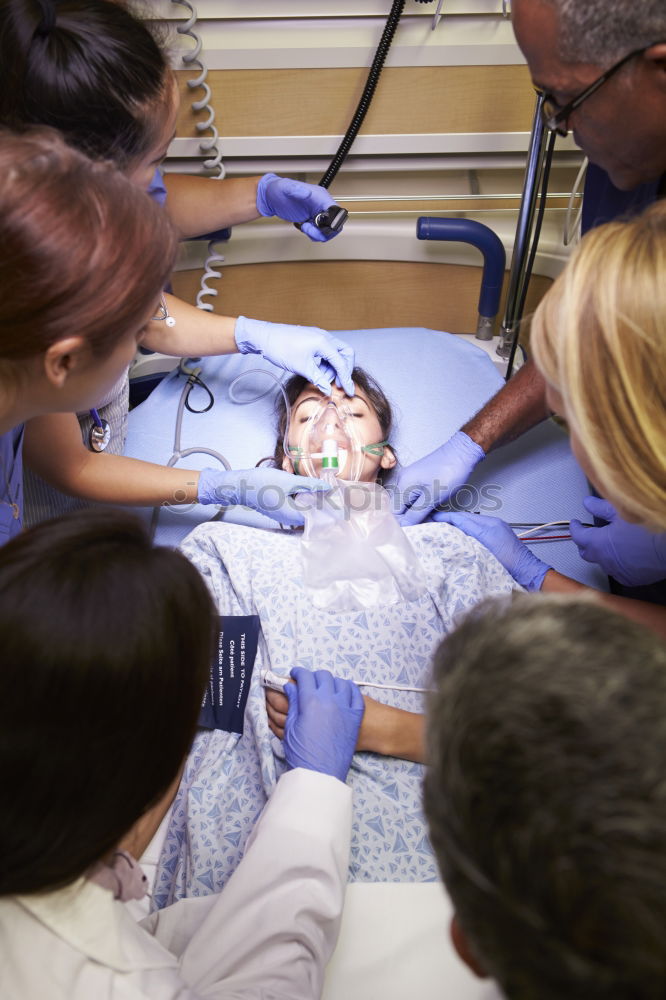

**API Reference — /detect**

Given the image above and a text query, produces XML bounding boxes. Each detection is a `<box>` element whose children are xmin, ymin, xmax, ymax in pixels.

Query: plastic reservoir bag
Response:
<box><xmin>299</xmin><ymin>480</ymin><xmax>428</xmax><ymax>613</ymax></box>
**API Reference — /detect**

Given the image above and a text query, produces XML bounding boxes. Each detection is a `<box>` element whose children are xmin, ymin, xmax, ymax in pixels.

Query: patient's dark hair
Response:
<box><xmin>0</xmin><ymin>509</ymin><xmax>216</xmax><ymax>896</ymax></box>
<box><xmin>0</xmin><ymin>0</ymin><xmax>170</xmax><ymax>168</ymax></box>
<box><xmin>424</xmin><ymin>594</ymin><xmax>666</xmax><ymax>1000</ymax></box>
<box><xmin>273</xmin><ymin>367</ymin><xmax>395</xmax><ymax>483</ymax></box>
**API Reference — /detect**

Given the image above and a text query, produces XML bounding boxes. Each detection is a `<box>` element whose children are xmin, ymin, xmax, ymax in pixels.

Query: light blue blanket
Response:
<box><xmin>153</xmin><ymin>520</ymin><xmax>518</xmax><ymax>907</ymax></box>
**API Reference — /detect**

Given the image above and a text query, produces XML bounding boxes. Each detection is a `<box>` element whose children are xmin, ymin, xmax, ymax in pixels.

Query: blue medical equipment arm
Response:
<box><xmin>416</xmin><ymin>217</ymin><xmax>506</xmax><ymax>340</ymax></box>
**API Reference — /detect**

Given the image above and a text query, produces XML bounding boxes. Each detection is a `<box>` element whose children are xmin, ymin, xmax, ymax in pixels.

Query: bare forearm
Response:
<box><xmin>27</xmin><ymin>448</ymin><xmax>200</xmax><ymax>506</ymax></box>
<box><xmin>462</xmin><ymin>359</ymin><xmax>550</xmax><ymax>453</ymax></box>
<box><xmin>267</xmin><ymin>689</ymin><xmax>426</xmax><ymax>764</ymax></box>
<box><xmin>163</xmin><ymin>173</ymin><xmax>261</xmax><ymax>238</ymax></box>
<box><xmin>142</xmin><ymin>292</ymin><xmax>238</xmax><ymax>356</ymax></box>
<box><xmin>542</xmin><ymin>570</ymin><xmax>666</xmax><ymax>640</ymax></box>
<box><xmin>24</xmin><ymin>412</ymin><xmax>205</xmax><ymax>505</ymax></box>
<box><xmin>62</xmin><ymin>454</ymin><xmax>201</xmax><ymax>505</ymax></box>
<box><xmin>357</xmin><ymin>697</ymin><xmax>426</xmax><ymax>764</ymax></box>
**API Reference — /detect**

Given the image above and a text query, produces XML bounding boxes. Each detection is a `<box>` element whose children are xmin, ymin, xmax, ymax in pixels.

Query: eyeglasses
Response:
<box><xmin>539</xmin><ymin>43</ymin><xmax>658</xmax><ymax>137</ymax></box>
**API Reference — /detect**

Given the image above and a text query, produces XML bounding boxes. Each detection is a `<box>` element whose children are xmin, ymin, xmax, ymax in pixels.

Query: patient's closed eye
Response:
<box><xmin>293</xmin><ymin>398</ymin><xmax>321</xmax><ymax>419</ymax></box>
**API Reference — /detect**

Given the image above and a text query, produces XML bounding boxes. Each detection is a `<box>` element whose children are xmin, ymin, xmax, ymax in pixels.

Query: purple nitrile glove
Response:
<box><xmin>234</xmin><ymin>316</ymin><xmax>355</xmax><ymax>397</ymax></box>
<box><xmin>431</xmin><ymin>510</ymin><xmax>550</xmax><ymax>591</ymax></box>
<box><xmin>570</xmin><ymin>497</ymin><xmax>666</xmax><ymax>586</ymax></box>
<box><xmin>256</xmin><ymin>172</ymin><xmax>341</xmax><ymax>243</ymax></box>
<box><xmin>197</xmin><ymin>467</ymin><xmax>330</xmax><ymax>527</ymax></box>
<box><xmin>283</xmin><ymin>668</ymin><xmax>365</xmax><ymax>783</ymax></box>
<box><xmin>394</xmin><ymin>431</ymin><xmax>486</xmax><ymax>527</ymax></box>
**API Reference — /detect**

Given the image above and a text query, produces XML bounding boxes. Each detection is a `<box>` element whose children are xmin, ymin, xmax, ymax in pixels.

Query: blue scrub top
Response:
<box><xmin>147</xmin><ymin>167</ymin><xmax>168</xmax><ymax>207</ymax></box>
<box><xmin>0</xmin><ymin>424</ymin><xmax>24</xmax><ymax>545</ymax></box>
<box><xmin>582</xmin><ymin>163</ymin><xmax>665</xmax><ymax>233</ymax></box>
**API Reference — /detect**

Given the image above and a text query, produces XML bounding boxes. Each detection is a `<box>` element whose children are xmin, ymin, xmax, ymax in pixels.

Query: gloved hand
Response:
<box><xmin>283</xmin><ymin>668</ymin><xmax>365</xmax><ymax>783</ymax></box>
<box><xmin>431</xmin><ymin>510</ymin><xmax>550</xmax><ymax>591</ymax></box>
<box><xmin>197</xmin><ymin>467</ymin><xmax>330</xmax><ymax>527</ymax></box>
<box><xmin>570</xmin><ymin>497</ymin><xmax>666</xmax><ymax>586</ymax></box>
<box><xmin>234</xmin><ymin>316</ymin><xmax>355</xmax><ymax>397</ymax></box>
<box><xmin>256</xmin><ymin>172</ymin><xmax>341</xmax><ymax>243</ymax></box>
<box><xmin>394</xmin><ymin>431</ymin><xmax>485</xmax><ymax>526</ymax></box>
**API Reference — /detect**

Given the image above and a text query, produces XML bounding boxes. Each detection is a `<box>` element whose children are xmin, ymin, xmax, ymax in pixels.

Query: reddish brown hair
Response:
<box><xmin>0</xmin><ymin>127</ymin><xmax>178</xmax><ymax>362</ymax></box>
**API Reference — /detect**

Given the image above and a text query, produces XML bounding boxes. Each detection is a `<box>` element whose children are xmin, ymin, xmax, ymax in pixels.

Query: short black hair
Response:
<box><xmin>0</xmin><ymin>509</ymin><xmax>215</xmax><ymax>895</ymax></box>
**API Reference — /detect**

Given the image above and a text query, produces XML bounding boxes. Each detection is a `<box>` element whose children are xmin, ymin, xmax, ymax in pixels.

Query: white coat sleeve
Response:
<box><xmin>144</xmin><ymin>768</ymin><xmax>352</xmax><ymax>999</ymax></box>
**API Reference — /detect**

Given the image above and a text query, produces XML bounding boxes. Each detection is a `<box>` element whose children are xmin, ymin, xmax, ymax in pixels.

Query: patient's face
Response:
<box><xmin>284</xmin><ymin>382</ymin><xmax>395</xmax><ymax>482</ymax></box>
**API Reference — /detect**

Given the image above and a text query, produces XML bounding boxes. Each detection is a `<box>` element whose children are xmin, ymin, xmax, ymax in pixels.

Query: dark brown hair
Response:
<box><xmin>272</xmin><ymin>367</ymin><xmax>396</xmax><ymax>483</ymax></box>
<box><xmin>0</xmin><ymin>0</ymin><xmax>170</xmax><ymax>168</ymax></box>
<box><xmin>0</xmin><ymin>127</ymin><xmax>178</xmax><ymax>364</ymax></box>
<box><xmin>0</xmin><ymin>508</ymin><xmax>216</xmax><ymax>896</ymax></box>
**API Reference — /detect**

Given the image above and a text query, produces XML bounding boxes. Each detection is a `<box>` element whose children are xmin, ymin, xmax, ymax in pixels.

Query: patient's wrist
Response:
<box><xmin>356</xmin><ymin>697</ymin><xmax>389</xmax><ymax>753</ymax></box>
<box><xmin>357</xmin><ymin>698</ymin><xmax>425</xmax><ymax>763</ymax></box>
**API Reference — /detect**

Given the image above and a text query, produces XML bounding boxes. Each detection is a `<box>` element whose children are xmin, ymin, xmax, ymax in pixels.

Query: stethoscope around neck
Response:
<box><xmin>88</xmin><ymin>407</ymin><xmax>112</xmax><ymax>452</ymax></box>
<box><xmin>87</xmin><ymin>295</ymin><xmax>175</xmax><ymax>452</ymax></box>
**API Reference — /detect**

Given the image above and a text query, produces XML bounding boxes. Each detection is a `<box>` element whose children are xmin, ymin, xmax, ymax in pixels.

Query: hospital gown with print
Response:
<box><xmin>153</xmin><ymin>521</ymin><xmax>518</xmax><ymax>907</ymax></box>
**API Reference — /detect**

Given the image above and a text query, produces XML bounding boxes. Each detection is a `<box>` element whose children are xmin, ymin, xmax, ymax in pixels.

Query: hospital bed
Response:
<box><xmin>131</xmin><ymin>6</ymin><xmax>591</xmax><ymax>993</ymax></box>
<box><xmin>125</xmin><ymin>326</ymin><xmax>606</xmax><ymax>591</ymax></box>
<box><xmin>126</xmin><ymin>325</ymin><xmax>601</xmax><ymax>1000</ymax></box>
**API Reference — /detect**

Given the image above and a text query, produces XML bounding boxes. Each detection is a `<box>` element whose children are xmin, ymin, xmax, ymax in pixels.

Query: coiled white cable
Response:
<box><xmin>196</xmin><ymin>239</ymin><xmax>225</xmax><ymax>311</ymax></box>
<box><xmin>171</xmin><ymin>0</ymin><xmax>225</xmax><ymax>176</ymax></box>
<box><xmin>170</xmin><ymin>0</ymin><xmax>227</xmax><ymax>311</ymax></box>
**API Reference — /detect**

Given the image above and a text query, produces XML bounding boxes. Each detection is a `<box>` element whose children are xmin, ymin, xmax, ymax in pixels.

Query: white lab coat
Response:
<box><xmin>0</xmin><ymin>769</ymin><xmax>351</xmax><ymax>1000</ymax></box>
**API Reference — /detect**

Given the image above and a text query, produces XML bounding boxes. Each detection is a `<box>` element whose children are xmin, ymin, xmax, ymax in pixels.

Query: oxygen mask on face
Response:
<box><xmin>289</xmin><ymin>398</ymin><xmax>365</xmax><ymax>482</ymax></box>
<box><xmin>282</xmin><ymin>389</ymin><xmax>428</xmax><ymax>613</ymax></box>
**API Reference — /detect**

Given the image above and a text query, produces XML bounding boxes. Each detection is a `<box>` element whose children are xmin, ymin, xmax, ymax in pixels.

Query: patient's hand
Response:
<box><xmin>266</xmin><ymin>688</ymin><xmax>425</xmax><ymax>764</ymax></box>
<box><xmin>266</xmin><ymin>686</ymin><xmax>291</xmax><ymax>740</ymax></box>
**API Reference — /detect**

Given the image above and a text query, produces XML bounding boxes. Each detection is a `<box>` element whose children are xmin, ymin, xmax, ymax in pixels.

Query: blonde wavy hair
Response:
<box><xmin>530</xmin><ymin>201</ymin><xmax>666</xmax><ymax>531</ymax></box>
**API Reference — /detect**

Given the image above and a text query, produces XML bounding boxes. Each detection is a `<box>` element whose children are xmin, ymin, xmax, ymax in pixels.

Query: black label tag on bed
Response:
<box><xmin>198</xmin><ymin>615</ymin><xmax>259</xmax><ymax>734</ymax></box>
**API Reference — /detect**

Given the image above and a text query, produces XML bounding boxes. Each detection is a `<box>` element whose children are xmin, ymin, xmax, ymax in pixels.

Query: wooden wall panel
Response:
<box><xmin>172</xmin><ymin>259</ymin><xmax>551</xmax><ymax>335</ymax></box>
<box><xmin>176</xmin><ymin>65</ymin><xmax>534</xmax><ymax>138</ymax></box>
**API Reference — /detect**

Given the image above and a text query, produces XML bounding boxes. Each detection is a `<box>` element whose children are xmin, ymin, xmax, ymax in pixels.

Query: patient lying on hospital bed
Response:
<box><xmin>152</xmin><ymin>369</ymin><xmax>520</xmax><ymax>908</ymax></box>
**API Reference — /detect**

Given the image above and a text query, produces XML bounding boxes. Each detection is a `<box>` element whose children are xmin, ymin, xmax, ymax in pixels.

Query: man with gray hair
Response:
<box><xmin>424</xmin><ymin>593</ymin><xmax>666</xmax><ymax>999</ymax></box>
<box><xmin>395</xmin><ymin>0</ymin><xmax>666</xmax><ymax>598</ymax></box>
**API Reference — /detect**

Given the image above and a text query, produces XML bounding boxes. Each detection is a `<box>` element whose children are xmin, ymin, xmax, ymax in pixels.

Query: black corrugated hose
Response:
<box><xmin>319</xmin><ymin>0</ymin><xmax>435</xmax><ymax>189</ymax></box>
